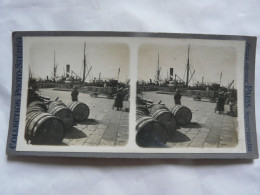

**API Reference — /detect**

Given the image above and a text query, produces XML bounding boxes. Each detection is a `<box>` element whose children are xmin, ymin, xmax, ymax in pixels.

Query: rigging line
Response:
<box><xmin>190</xmin><ymin>63</ymin><xmax>195</xmax><ymax>72</ymax></box>
<box><xmin>80</xmin><ymin>62</ymin><xmax>83</xmax><ymax>78</ymax></box>
<box><xmin>85</xmin><ymin>53</ymin><xmax>93</xmax><ymax>80</ymax></box>
<box><xmin>183</xmin><ymin>68</ymin><xmax>186</xmax><ymax>81</ymax></box>
<box><xmin>85</xmin><ymin>62</ymin><xmax>92</xmax><ymax>80</ymax></box>
<box><xmin>84</xmin><ymin>46</ymin><xmax>92</xmax><ymax>81</ymax></box>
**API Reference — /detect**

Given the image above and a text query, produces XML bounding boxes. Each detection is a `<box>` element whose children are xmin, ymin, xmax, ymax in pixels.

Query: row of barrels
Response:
<box><xmin>25</xmin><ymin>100</ymin><xmax>90</xmax><ymax>145</ymax></box>
<box><xmin>136</xmin><ymin>104</ymin><xmax>192</xmax><ymax>147</ymax></box>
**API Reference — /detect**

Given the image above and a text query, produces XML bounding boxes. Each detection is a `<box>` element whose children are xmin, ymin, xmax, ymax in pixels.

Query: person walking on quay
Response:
<box><xmin>71</xmin><ymin>86</ymin><xmax>79</xmax><ymax>101</ymax></box>
<box><xmin>174</xmin><ymin>88</ymin><xmax>182</xmax><ymax>105</ymax></box>
<box><xmin>216</xmin><ymin>91</ymin><xmax>226</xmax><ymax>114</ymax></box>
<box><xmin>114</xmin><ymin>88</ymin><xmax>124</xmax><ymax>110</ymax></box>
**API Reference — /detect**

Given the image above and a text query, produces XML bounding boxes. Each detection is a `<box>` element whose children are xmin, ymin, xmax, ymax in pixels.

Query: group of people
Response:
<box><xmin>72</xmin><ymin>85</ymin><xmax>228</xmax><ymax>114</ymax></box>
<box><xmin>173</xmin><ymin>88</ymin><xmax>228</xmax><ymax>114</ymax></box>
<box><xmin>71</xmin><ymin>85</ymin><xmax>127</xmax><ymax>111</ymax></box>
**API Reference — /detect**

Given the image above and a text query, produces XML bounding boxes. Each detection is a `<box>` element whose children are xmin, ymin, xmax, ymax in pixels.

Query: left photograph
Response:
<box><xmin>24</xmin><ymin>38</ymin><xmax>130</xmax><ymax>146</ymax></box>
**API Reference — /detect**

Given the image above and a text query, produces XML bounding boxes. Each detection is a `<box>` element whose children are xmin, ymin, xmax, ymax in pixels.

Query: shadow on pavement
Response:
<box><xmin>78</xmin><ymin>119</ymin><xmax>99</xmax><ymax>125</ymax></box>
<box><xmin>182</xmin><ymin>122</ymin><xmax>202</xmax><ymax>128</ymax></box>
<box><xmin>65</xmin><ymin>127</ymin><xmax>87</xmax><ymax>139</ymax></box>
<box><xmin>167</xmin><ymin>131</ymin><xmax>191</xmax><ymax>143</ymax></box>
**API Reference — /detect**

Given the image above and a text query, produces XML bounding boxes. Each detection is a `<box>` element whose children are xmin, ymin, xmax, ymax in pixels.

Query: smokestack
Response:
<box><xmin>66</xmin><ymin>64</ymin><xmax>70</xmax><ymax>77</ymax></box>
<box><xmin>170</xmin><ymin>68</ymin><xmax>174</xmax><ymax>80</ymax></box>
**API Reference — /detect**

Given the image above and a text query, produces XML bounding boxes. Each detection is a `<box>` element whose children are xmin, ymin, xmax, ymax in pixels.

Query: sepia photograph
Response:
<box><xmin>23</xmin><ymin>37</ymin><xmax>130</xmax><ymax>147</ymax></box>
<box><xmin>136</xmin><ymin>39</ymin><xmax>243</xmax><ymax>148</ymax></box>
<box><xmin>7</xmin><ymin>31</ymin><xmax>258</xmax><ymax>158</ymax></box>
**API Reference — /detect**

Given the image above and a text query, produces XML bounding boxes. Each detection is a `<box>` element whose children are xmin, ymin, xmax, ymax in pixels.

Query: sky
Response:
<box><xmin>25</xmin><ymin>37</ymin><xmax>244</xmax><ymax>88</ymax></box>
<box><xmin>27</xmin><ymin>37</ymin><xmax>130</xmax><ymax>82</ymax></box>
<box><xmin>138</xmin><ymin>40</ymin><xmax>244</xmax><ymax>88</ymax></box>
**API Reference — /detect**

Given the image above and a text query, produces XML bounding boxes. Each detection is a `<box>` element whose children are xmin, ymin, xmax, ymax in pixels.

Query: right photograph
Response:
<box><xmin>136</xmin><ymin>40</ymin><xmax>239</xmax><ymax>148</ymax></box>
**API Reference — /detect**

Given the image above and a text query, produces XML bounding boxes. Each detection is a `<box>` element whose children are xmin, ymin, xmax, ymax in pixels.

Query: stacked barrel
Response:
<box><xmin>136</xmin><ymin>106</ymin><xmax>167</xmax><ymax>147</ymax></box>
<box><xmin>136</xmin><ymin>103</ymin><xmax>192</xmax><ymax>147</ymax></box>
<box><xmin>26</xmin><ymin>100</ymin><xmax>65</xmax><ymax>145</ymax></box>
<box><xmin>170</xmin><ymin>105</ymin><xmax>192</xmax><ymax>126</ymax></box>
<box><xmin>25</xmin><ymin>100</ymin><xmax>90</xmax><ymax>145</ymax></box>
<box><xmin>67</xmin><ymin>102</ymin><xmax>90</xmax><ymax>122</ymax></box>
<box><xmin>48</xmin><ymin>101</ymin><xmax>74</xmax><ymax>130</ymax></box>
<box><xmin>150</xmin><ymin>104</ymin><xmax>177</xmax><ymax>132</ymax></box>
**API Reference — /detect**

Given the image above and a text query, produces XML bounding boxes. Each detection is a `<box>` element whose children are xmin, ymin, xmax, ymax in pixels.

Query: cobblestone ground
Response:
<box><xmin>142</xmin><ymin>91</ymin><xmax>238</xmax><ymax>148</ymax></box>
<box><xmin>39</xmin><ymin>88</ymin><xmax>129</xmax><ymax>146</ymax></box>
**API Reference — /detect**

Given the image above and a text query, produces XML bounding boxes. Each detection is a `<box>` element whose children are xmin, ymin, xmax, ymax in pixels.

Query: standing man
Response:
<box><xmin>174</xmin><ymin>88</ymin><xmax>182</xmax><ymax>105</ymax></box>
<box><xmin>216</xmin><ymin>91</ymin><xmax>226</xmax><ymax>114</ymax></box>
<box><xmin>71</xmin><ymin>86</ymin><xmax>79</xmax><ymax>101</ymax></box>
<box><xmin>114</xmin><ymin>88</ymin><xmax>124</xmax><ymax>110</ymax></box>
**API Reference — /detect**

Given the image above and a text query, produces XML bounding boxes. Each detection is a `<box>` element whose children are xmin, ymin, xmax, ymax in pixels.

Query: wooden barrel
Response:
<box><xmin>136</xmin><ymin>112</ymin><xmax>167</xmax><ymax>147</ymax></box>
<box><xmin>136</xmin><ymin>110</ymin><xmax>148</xmax><ymax>117</ymax></box>
<box><xmin>67</xmin><ymin>102</ymin><xmax>90</xmax><ymax>122</ymax></box>
<box><xmin>48</xmin><ymin>105</ymin><xmax>74</xmax><ymax>130</ymax></box>
<box><xmin>170</xmin><ymin>105</ymin><xmax>192</xmax><ymax>126</ymax></box>
<box><xmin>25</xmin><ymin>112</ymin><xmax>65</xmax><ymax>145</ymax></box>
<box><xmin>28</xmin><ymin>101</ymin><xmax>47</xmax><ymax>111</ymax></box>
<box><xmin>27</xmin><ymin>106</ymin><xmax>45</xmax><ymax>114</ymax></box>
<box><xmin>136</xmin><ymin>105</ymin><xmax>149</xmax><ymax>115</ymax></box>
<box><xmin>150</xmin><ymin>104</ymin><xmax>177</xmax><ymax>132</ymax></box>
<box><xmin>48</xmin><ymin>101</ymin><xmax>66</xmax><ymax>111</ymax></box>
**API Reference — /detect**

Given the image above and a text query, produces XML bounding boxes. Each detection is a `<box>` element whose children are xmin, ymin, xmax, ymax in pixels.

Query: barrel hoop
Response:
<box><xmin>171</xmin><ymin>105</ymin><xmax>184</xmax><ymax>114</ymax></box>
<box><xmin>73</xmin><ymin>102</ymin><xmax>80</xmax><ymax>110</ymax></box>
<box><xmin>70</xmin><ymin>102</ymin><xmax>79</xmax><ymax>110</ymax></box>
<box><xmin>151</xmin><ymin>109</ymin><xmax>172</xmax><ymax>119</ymax></box>
<box><xmin>151</xmin><ymin>104</ymin><xmax>169</xmax><ymax>111</ymax></box>
<box><xmin>49</xmin><ymin>106</ymin><xmax>68</xmax><ymax>115</ymax></box>
<box><xmin>33</xmin><ymin>114</ymin><xmax>56</xmax><ymax>137</ymax></box>
<box><xmin>136</xmin><ymin>116</ymin><xmax>155</xmax><ymax>130</ymax></box>
<box><xmin>31</xmin><ymin>113</ymin><xmax>54</xmax><ymax>137</ymax></box>
<box><xmin>26</xmin><ymin>112</ymin><xmax>42</xmax><ymax>137</ymax></box>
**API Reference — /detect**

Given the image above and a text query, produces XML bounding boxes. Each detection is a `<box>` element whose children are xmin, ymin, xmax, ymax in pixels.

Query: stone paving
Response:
<box><xmin>142</xmin><ymin>91</ymin><xmax>238</xmax><ymax>148</ymax></box>
<box><xmin>38</xmin><ymin>89</ymin><xmax>237</xmax><ymax>148</ymax></box>
<box><xmin>39</xmin><ymin>88</ymin><xmax>129</xmax><ymax>146</ymax></box>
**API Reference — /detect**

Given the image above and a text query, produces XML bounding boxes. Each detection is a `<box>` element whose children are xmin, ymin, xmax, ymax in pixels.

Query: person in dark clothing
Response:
<box><xmin>114</xmin><ymin>88</ymin><xmax>124</xmax><ymax>110</ymax></box>
<box><xmin>216</xmin><ymin>91</ymin><xmax>226</xmax><ymax>114</ymax></box>
<box><xmin>71</xmin><ymin>86</ymin><xmax>79</xmax><ymax>101</ymax></box>
<box><xmin>174</xmin><ymin>89</ymin><xmax>182</xmax><ymax>105</ymax></box>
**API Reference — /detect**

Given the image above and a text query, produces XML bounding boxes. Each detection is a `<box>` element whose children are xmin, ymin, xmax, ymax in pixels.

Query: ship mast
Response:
<box><xmin>186</xmin><ymin>45</ymin><xmax>190</xmax><ymax>87</ymax></box>
<box><xmin>156</xmin><ymin>53</ymin><xmax>161</xmax><ymax>83</ymax></box>
<box><xmin>83</xmin><ymin>42</ymin><xmax>87</xmax><ymax>83</ymax></box>
<box><xmin>53</xmin><ymin>51</ymin><xmax>58</xmax><ymax>79</ymax></box>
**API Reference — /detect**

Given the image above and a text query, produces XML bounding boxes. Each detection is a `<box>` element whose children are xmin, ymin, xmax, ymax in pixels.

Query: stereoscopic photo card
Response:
<box><xmin>6</xmin><ymin>31</ymin><xmax>258</xmax><ymax>159</ymax></box>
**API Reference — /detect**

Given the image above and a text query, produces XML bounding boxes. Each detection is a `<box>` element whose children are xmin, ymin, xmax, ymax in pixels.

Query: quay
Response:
<box><xmin>142</xmin><ymin>91</ymin><xmax>238</xmax><ymax>148</ymax></box>
<box><xmin>39</xmin><ymin>88</ymin><xmax>129</xmax><ymax>146</ymax></box>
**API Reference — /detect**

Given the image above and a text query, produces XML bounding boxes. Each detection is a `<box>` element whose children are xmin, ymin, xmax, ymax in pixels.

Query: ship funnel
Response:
<box><xmin>66</xmin><ymin>64</ymin><xmax>70</xmax><ymax>77</ymax></box>
<box><xmin>170</xmin><ymin>68</ymin><xmax>174</xmax><ymax>80</ymax></box>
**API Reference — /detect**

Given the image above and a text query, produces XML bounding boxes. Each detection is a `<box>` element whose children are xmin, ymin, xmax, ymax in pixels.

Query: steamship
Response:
<box><xmin>138</xmin><ymin>45</ymin><xmax>237</xmax><ymax>104</ymax></box>
<box><xmin>31</xmin><ymin>43</ymin><xmax>129</xmax><ymax>99</ymax></box>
